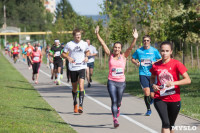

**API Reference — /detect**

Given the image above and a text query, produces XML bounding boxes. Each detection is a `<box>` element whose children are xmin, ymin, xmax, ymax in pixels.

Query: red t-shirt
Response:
<box><xmin>25</xmin><ymin>46</ymin><xmax>34</xmax><ymax>56</ymax></box>
<box><xmin>150</xmin><ymin>59</ymin><xmax>187</xmax><ymax>102</ymax></box>
<box><xmin>31</xmin><ymin>50</ymin><xmax>42</xmax><ymax>63</ymax></box>
<box><xmin>12</xmin><ymin>47</ymin><xmax>19</xmax><ymax>54</ymax></box>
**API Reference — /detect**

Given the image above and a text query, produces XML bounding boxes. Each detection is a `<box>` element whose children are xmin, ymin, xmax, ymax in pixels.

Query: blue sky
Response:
<box><xmin>56</xmin><ymin>0</ymin><xmax>104</xmax><ymax>15</ymax></box>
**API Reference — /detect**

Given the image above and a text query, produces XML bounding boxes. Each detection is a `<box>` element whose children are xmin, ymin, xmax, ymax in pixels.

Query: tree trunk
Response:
<box><xmin>191</xmin><ymin>45</ymin><xmax>193</xmax><ymax>68</ymax></box>
<box><xmin>197</xmin><ymin>45</ymin><xmax>199</xmax><ymax>69</ymax></box>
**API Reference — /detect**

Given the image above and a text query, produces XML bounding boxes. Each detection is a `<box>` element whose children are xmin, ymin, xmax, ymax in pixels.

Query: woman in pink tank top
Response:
<box><xmin>95</xmin><ymin>26</ymin><xmax>138</xmax><ymax>128</ymax></box>
<box><xmin>29</xmin><ymin>44</ymin><xmax>43</xmax><ymax>84</ymax></box>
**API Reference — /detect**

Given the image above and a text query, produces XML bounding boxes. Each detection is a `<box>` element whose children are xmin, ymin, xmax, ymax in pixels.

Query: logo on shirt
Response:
<box><xmin>73</xmin><ymin>46</ymin><xmax>83</xmax><ymax>52</ymax></box>
<box><xmin>159</xmin><ymin>69</ymin><xmax>174</xmax><ymax>85</ymax></box>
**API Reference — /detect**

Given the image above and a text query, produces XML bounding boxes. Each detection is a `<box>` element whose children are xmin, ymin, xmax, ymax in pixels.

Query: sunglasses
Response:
<box><xmin>143</xmin><ymin>40</ymin><xmax>150</xmax><ymax>42</ymax></box>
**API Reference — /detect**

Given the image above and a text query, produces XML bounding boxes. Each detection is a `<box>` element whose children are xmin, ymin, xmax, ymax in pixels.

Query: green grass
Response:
<box><xmin>0</xmin><ymin>52</ymin><xmax>76</xmax><ymax>133</ymax></box>
<box><xmin>93</xmin><ymin>58</ymin><xmax>200</xmax><ymax>120</ymax></box>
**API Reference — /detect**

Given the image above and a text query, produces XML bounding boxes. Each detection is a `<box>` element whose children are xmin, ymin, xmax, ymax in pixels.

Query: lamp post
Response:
<box><xmin>3</xmin><ymin>2</ymin><xmax>7</xmax><ymax>47</ymax></box>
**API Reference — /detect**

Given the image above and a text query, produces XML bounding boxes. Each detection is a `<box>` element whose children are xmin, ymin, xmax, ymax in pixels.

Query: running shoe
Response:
<box><xmin>117</xmin><ymin>107</ymin><xmax>120</xmax><ymax>118</ymax></box>
<box><xmin>88</xmin><ymin>83</ymin><xmax>91</xmax><ymax>88</ymax></box>
<box><xmin>56</xmin><ymin>80</ymin><xmax>61</xmax><ymax>85</ymax></box>
<box><xmin>145</xmin><ymin>110</ymin><xmax>152</xmax><ymax>116</ymax></box>
<box><xmin>54</xmin><ymin>80</ymin><xmax>57</xmax><ymax>83</ymax></box>
<box><xmin>60</xmin><ymin>75</ymin><xmax>63</xmax><ymax>79</ymax></box>
<box><xmin>150</xmin><ymin>98</ymin><xmax>154</xmax><ymax>105</ymax></box>
<box><xmin>32</xmin><ymin>76</ymin><xmax>35</xmax><ymax>81</ymax></box>
<box><xmin>35</xmin><ymin>81</ymin><xmax>38</xmax><ymax>84</ymax></box>
<box><xmin>113</xmin><ymin>119</ymin><xmax>119</xmax><ymax>128</ymax></box>
<box><xmin>78</xmin><ymin>106</ymin><xmax>83</xmax><ymax>113</ymax></box>
<box><xmin>74</xmin><ymin>104</ymin><xmax>78</xmax><ymax>113</ymax></box>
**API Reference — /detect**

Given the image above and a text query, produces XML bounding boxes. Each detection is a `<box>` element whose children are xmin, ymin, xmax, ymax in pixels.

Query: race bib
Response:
<box><xmin>28</xmin><ymin>49</ymin><xmax>32</xmax><ymax>52</ymax></box>
<box><xmin>112</xmin><ymin>68</ymin><xmax>123</xmax><ymax>76</ymax></box>
<box><xmin>33</xmin><ymin>57</ymin><xmax>39</xmax><ymax>61</ymax></box>
<box><xmin>55</xmin><ymin>51</ymin><xmax>61</xmax><ymax>56</ymax></box>
<box><xmin>160</xmin><ymin>84</ymin><xmax>176</xmax><ymax>96</ymax></box>
<box><xmin>14</xmin><ymin>50</ymin><xmax>17</xmax><ymax>52</ymax></box>
<box><xmin>141</xmin><ymin>58</ymin><xmax>152</xmax><ymax>66</ymax></box>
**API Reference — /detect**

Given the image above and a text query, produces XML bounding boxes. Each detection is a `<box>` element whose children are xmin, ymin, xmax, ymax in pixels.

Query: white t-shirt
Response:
<box><xmin>88</xmin><ymin>45</ymin><xmax>98</xmax><ymax>63</ymax></box>
<box><xmin>64</xmin><ymin>40</ymin><xmax>89</xmax><ymax>71</ymax></box>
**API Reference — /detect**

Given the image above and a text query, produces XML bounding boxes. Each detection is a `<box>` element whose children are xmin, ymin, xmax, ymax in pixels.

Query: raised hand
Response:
<box><xmin>132</xmin><ymin>29</ymin><xmax>138</xmax><ymax>39</ymax></box>
<box><xmin>95</xmin><ymin>26</ymin><xmax>99</xmax><ymax>34</ymax></box>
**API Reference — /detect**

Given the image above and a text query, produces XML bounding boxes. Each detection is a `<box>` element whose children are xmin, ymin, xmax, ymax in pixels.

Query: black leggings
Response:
<box><xmin>32</xmin><ymin>62</ymin><xmax>41</xmax><ymax>74</ymax></box>
<box><xmin>107</xmin><ymin>80</ymin><xmax>126</xmax><ymax>118</ymax></box>
<box><xmin>27</xmin><ymin>56</ymin><xmax>31</xmax><ymax>67</ymax></box>
<box><xmin>154</xmin><ymin>99</ymin><xmax>181</xmax><ymax>130</ymax></box>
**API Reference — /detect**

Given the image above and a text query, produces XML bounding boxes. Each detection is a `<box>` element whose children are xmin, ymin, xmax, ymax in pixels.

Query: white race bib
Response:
<box><xmin>141</xmin><ymin>58</ymin><xmax>152</xmax><ymax>66</ymax></box>
<box><xmin>55</xmin><ymin>51</ymin><xmax>61</xmax><ymax>56</ymax></box>
<box><xmin>33</xmin><ymin>57</ymin><xmax>39</xmax><ymax>61</ymax></box>
<box><xmin>160</xmin><ymin>84</ymin><xmax>176</xmax><ymax>96</ymax></box>
<box><xmin>28</xmin><ymin>49</ymin><xmax>32</xmax><ymax>52</ymax></box>
<box><xmin>112</xmin><ymin>68</ymin><xmax>123</xmax><ymax>76</ymax></box>
<box><xmin>14</xmin><ymin>50</ymin><xmax>17</xmax><ymax>52</ymax></box>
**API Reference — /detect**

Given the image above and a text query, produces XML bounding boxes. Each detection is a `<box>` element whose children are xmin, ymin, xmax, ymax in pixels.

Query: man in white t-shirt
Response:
<box><xmin>86</xmin><ymin>39</ymin><xmax>98</xmax><ymax>87</ymax></box>
<box><xmin>62</xmin><ymin>29</ymin><xmax>90</xmax><ymax>114</ymax></box>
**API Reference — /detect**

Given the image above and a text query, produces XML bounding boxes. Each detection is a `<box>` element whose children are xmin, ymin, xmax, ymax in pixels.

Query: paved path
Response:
<box><xmin>3</xmin><ymin>53</ymin><xmax>200</xmax><ymax>133</ymax></box>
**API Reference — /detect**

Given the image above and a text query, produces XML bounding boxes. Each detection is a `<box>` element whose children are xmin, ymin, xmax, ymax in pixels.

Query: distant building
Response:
<box><xmin>41</xmin><ymin>0</ymin><xmax>56</xmax><ymax>23</ymax></box>
<box><xmin>41</xmin><ymin>0</ymin><xmax>56</xmax><ymax>14</ymax></box>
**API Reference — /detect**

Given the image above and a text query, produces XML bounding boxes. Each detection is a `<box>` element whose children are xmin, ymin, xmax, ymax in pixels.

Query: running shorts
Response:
<box><xmin>70</xmin><ymin>69</ymin><xmax>85</xmax><ymax>83</ymax></box>
<box><xmin>139</xmin><ymin>75</ymin><xmax>154</xmax><ymax>92</ymax></box>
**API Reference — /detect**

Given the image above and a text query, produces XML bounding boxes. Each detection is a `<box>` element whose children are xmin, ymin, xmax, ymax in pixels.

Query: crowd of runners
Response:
<box><xmin>3</xmin><ymin>27</ymin><xmax>191</xmax><ymax>133</ymax></box>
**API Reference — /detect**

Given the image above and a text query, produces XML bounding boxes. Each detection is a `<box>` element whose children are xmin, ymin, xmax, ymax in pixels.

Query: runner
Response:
<box><xmin>95</xmin><ymin>26</ymin><xmax>138</xmax><ymax>128</ymax></box>
<box><xmin>45</xmin><ymin>44</ymin><xmax>51</xmax><ymax>68</ymax></box>
<box><xmin>150</xmin><ymin>41</ymin><xmax>191</xmax><ymax>133</ymax></box>
<box><xmin>65</xmin><ymin>52</ymin><xmax>71</xmax><ymax>83</ymax></box>
<box><xmin>61</xmin><ymin>29</ymin><xmax>90</xmax><ymax>114</ymax></box>
<box><xmin>11</xmin><ymin>43</ymin><xmax>20</xmax><ymax>63</ymax></box>
<box><xmin>4</xmin><ymin>43</ymin><xmax>9</xmax><ymax>55</ymax></box>
<box><xmin>49</xmin><ymin>39</ymin><xmax>63</xmax><ymax>85</ymax></box>
<box><xmin>131</xmin><ymin>35</ymin><xmax>161</xmax><ymax>116</ymax></box>
<box><xmin>9</xmin><ymin>43</ymin><xmax>13</xmax><ymax>58</ymax></box>
<box><xmin>60</xmin><ymin>43</ymin><xmax>65</xmax><ymax>80</ymax></box>
<box><xmin>25</xmin><ymin>43</ymin><xmax>34</xmax><ymax>69</ymax></box>
<box><xmin>86</xmin><ymin>39</ymin><xmax>98</xmax><ymax>88</ymax></box>
<box><xmin>29</xmin><ymin>44</ymin><xmax>43</xmax><ymax>84</ymax></box>
<box><xmin>21</xmin><ymin>43</ymin><xmax>27</xmax><ymax>62</ymax></box>
<box><xmin>48</xmin><ymin>50</ymin><xmax>54</xmax><ymax>80</ymax></box>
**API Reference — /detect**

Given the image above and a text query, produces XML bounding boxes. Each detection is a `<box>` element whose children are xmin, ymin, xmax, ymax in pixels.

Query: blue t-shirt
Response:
<box><xmin>132</xmin><ymin>46</ymin><xmax>161</xmax><ymax>76</ymax></box>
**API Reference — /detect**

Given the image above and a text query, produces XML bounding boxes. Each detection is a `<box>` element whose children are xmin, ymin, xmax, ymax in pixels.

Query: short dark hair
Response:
<box><xmin>143</xmin><ymin>35</ymin><xmax>151</xmax><ymax>40</ymax></box>
<box><xmin>73</xmin><ymin>29</ymin><xmax>82</xmax><ymax>36</ymax></box>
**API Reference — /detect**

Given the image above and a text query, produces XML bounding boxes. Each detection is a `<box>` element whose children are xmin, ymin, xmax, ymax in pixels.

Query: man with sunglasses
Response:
<box><xmin>131</xmin><ymin>35</ymin><xmax>161</xmax><ymax>116</ymax></box>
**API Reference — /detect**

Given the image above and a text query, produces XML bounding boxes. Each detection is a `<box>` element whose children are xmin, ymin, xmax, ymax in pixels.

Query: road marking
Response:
<box><xmin>20</xmin><ymin>59</ymin><xmax>158</xmax><ymax>133</ymax></box>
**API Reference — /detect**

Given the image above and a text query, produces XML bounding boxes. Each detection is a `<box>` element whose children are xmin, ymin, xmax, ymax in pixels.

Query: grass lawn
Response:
<box><xmin>93</xmin><ymin>58</ymin><xmax>200</xmax><ymax>120</ymax></box>
<box><xmin>0</xmin><ymin>52</ymin><xmax>76</xmax><ymax>133</ymax></box>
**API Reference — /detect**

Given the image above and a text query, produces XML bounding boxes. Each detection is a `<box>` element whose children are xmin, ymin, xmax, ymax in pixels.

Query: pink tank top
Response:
<box><xmin>32</xmin><ymin>50</ymin><xmax>41</xmax><ymax>63</ymax></box>
<box><xmin>108</xmin><ymin>54</ymin><xmax>126</xmax><ymax>82</ymax></box>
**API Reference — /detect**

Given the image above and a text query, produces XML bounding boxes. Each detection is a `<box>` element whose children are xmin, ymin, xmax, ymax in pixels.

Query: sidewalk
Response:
<box><xmin>3</xmin><ymin>54</ymin><xmax>200</xmax><ymax>133</ymax></box>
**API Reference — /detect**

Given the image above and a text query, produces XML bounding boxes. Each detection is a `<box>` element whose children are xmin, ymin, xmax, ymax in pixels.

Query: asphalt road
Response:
<box><xmin>3</xmin><ymin>53</ymin><xmax>200</xmax><ymax>133</ymax></box>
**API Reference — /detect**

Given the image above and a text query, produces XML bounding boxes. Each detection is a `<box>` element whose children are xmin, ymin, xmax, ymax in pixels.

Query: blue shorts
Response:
<box><xmin>139</xmin><ymin>75</ymin><xmax>154</xmax><ymax>92</ymax></box>
<box><xmin>87</xmin><ymin>62</ymin><xmax>94</xmax><ymax>68</ymax></box>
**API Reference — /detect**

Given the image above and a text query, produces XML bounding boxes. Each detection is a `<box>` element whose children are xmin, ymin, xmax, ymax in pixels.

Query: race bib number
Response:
<box><xmin>55</xmin><ymin>51</ymin><xmax>61</xmax><ymax>56</ymax></box>
<box><xmin>160</xmin><ymin>84</ymin><xmax>176</xmax><ymax>96</ymax></box>
<box><xmin>28</xmin><ymin>49</ymin><xmax>32</xmax><ymax>52</ymax></box>
<box><xmin>141</xmin><ymin>58</ymin><xmax>152</xmax><ymax>66</ymax></box>
<box><xmin>33</xmin><ymin>57</ymin><xmax>39</xmax><ymax>61</ymax></box>
<box><xmin>112</xmin><ymin>68</ymin><xmax>123</xmax><ymax>76</ymax></box>
<box><xmin>14</xmin><ymin>50</ymin><xmax>17</xmax><ymax>52</ymax></box>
